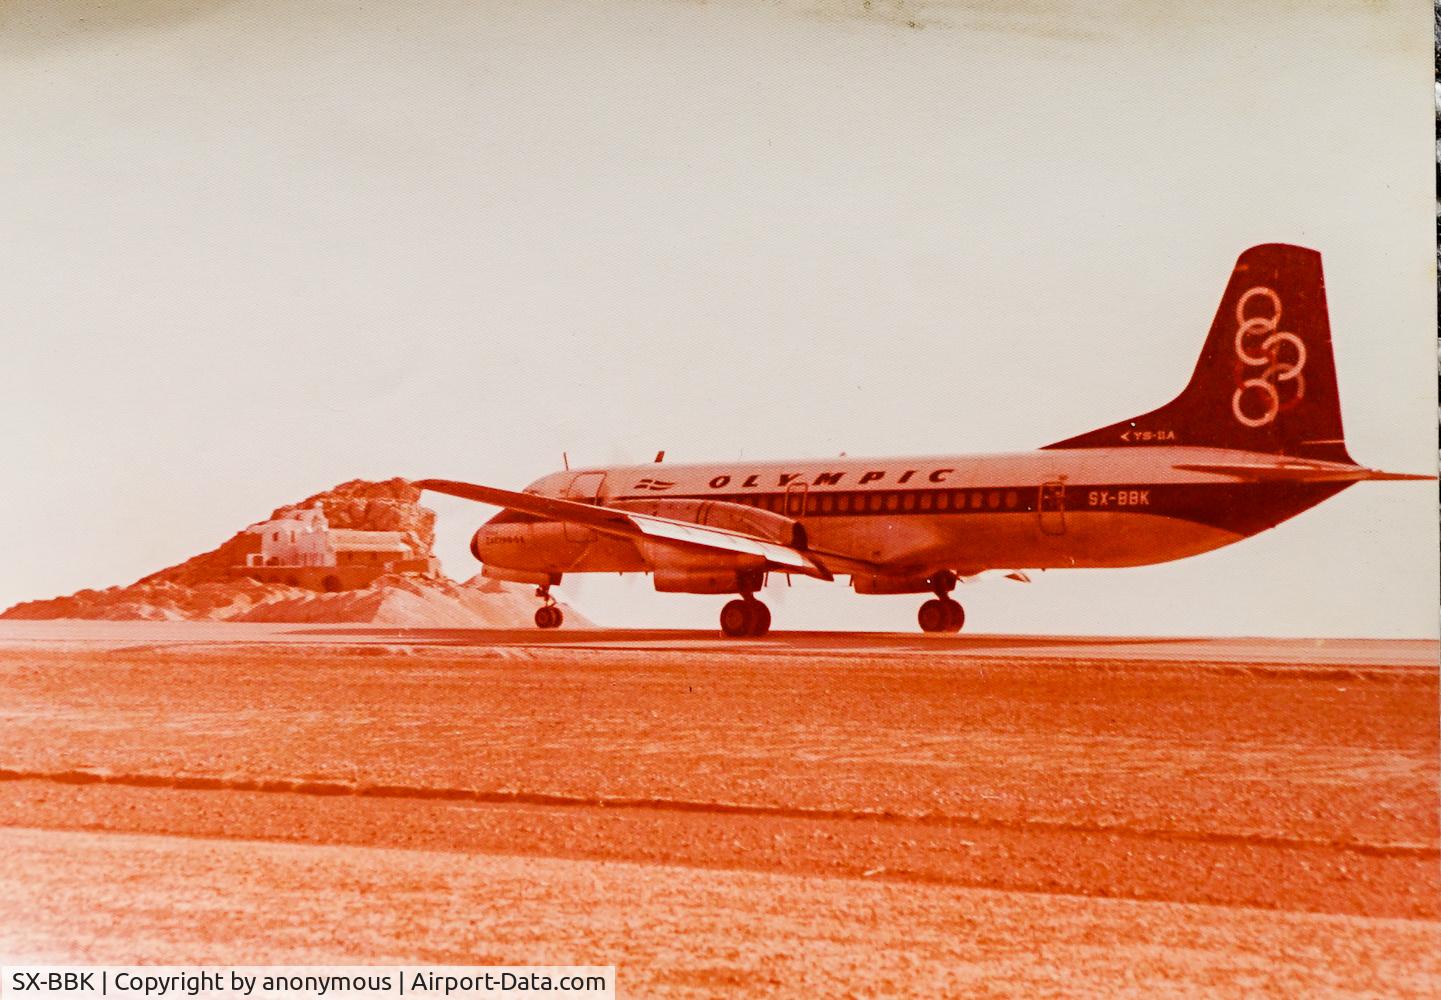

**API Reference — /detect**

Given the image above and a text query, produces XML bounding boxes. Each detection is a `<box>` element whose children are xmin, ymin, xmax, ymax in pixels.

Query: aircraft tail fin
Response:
<box><xmin>1044</xmin><ymin>243</ymin><xmax>1353</xmax><ymax>463</ymax></box>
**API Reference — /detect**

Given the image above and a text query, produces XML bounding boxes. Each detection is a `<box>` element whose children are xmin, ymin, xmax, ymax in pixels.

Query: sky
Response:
<box><xmin>2</xmin><ymin>0</ymin><xmax>1436</xmax><ymax>636</ymax></box>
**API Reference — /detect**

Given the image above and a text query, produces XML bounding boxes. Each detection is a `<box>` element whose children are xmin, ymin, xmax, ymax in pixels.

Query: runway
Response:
<box><xmin>0</xmin><ymin>619</ymin><xmax>1433</xmax><ymax>666</ymax></box>
<box><xmin>0</xmin><ymin>623</ymin><xmax>1436</xmax><ymax>995</ymax></box>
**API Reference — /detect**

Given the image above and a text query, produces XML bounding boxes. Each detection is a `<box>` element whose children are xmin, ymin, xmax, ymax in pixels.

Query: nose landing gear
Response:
<box><xmin>719</xmin><ymin>595</ymin><xmax>771</xmax><ymax>638</ymax></box>
<box><xmin>534</xmin><ymin>584</ymin><xmax>564</xmax><ymax>629</ymax></box>
<box><xmin>918</xmin><ymin>571</ymin><xmax>964</xmax><ymax>633</ymax></box>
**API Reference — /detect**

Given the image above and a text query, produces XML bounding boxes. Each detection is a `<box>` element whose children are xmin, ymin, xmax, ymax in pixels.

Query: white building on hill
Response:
<box><xmin>239</xmin><ymin>504</ymin><xmax>435</xmax><ymax>590</ymax></box>
<box><xmin>247</xmin><ymin>505</ymin><xmax>335</xmax><ymax>567</ymax></box>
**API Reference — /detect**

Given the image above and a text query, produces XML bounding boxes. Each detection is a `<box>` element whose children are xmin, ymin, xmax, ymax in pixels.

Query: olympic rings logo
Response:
<box><xmin>1230</xmin><ymin>286</ymin><xmax>1306</xmax><ymax>428</ymax></box>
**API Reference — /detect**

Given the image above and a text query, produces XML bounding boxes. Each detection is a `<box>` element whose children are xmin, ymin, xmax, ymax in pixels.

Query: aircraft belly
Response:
<box><xmin>808</xmin><ymin>511</ymin><xmax>1242</xmax><ymax>573</ymax></box>
<box><xmin>558</xmin><ymin>539</ymin><xmax>780</xmax><ymax>577</ymax></box>
<box><xmin>1028</xmin><ymin>511</ymin><xmax>1242</xmax><ymax>568</ymax></box>
<box><xmin>805</xmin><ymin>517</ymin><xmax>953</xmax><ymax>566</ymax></box>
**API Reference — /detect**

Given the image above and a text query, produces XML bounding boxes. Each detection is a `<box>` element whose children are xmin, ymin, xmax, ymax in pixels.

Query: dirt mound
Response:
<box><xmin>2</xmin><ymin>480</ymin><xmax>588</xmax><ymax>627</ymax></box>
<box><xmin>230</xmin><ymin>574</ymin><xmax>584</xmax><ymax>628</ymax></box>
<box><xmin>1</xmin><ymin>578</ymin><xmax>293</xmax><ymax>622</ymax></box>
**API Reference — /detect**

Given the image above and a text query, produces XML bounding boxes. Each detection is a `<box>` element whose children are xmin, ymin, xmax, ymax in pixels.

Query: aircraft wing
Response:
<box><xmin>1173</xmin><ymin>462</ymin><xmax>1434</xmax><ymax>483</ymax></box>
<box><xmin>416</xmin><ymin>478</ymin><xmax>834</xmax><ymax>580</ymax></box>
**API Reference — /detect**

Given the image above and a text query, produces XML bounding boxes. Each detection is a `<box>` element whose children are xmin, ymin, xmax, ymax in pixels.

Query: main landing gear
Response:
<box><xmin>534</xmin><ymin>584</ymin><xmax>564</xmax><ymax>629</ymax></box>
<box><xmin>719</xmin><ymin>595</ymin><xmax>771</xmax><ymax>638</ymax></box>
<box><xmin>918</xmin><ymin>571</ymin><xmax>964</xmax><ymax>634</ymax></box>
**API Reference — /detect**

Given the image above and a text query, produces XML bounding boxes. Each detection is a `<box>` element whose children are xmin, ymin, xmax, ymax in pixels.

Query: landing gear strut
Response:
<box><xmin>720</xmin><ymin>595</ymin><xmax>771</xmax><ymax>638</ymax></box>
<box><xmin>918</xmin><ymin>571</ymin><xmax>964</xmax><ymax>633</ymax></box>
<box><xmin>534</xmin><ymin>584</ymin><xmax>564</xmax><ymax>629</ymax></box>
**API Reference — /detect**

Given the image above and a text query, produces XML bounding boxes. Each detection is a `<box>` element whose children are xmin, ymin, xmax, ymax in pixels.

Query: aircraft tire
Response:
<box><xmin>941</xmin><ymin>598</ymin><xmax>965</xmax><ymax>633</ymax></box>
<box><xmin>535</xmin><ymin>605</ymin><xmax>563</xmax><ymax>629</ymax></box>
<box><xmin>918</xmin><ymin>599</ymin><xmax>948</xmax><ymax>633</ymax></box>
<box><xmin>747</xmin><ymin>600</ymin><xmax>771</xmax><ymax>637</ymax></box>
<box><xmin>720</xmin><ymin>599</ymin><xmax>753</xmax><ymax>638</ymax></box>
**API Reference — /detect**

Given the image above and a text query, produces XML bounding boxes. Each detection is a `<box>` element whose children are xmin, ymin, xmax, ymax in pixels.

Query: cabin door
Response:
<box><xmin>785</xmin><ymin>481</ymin><xmax>809</xmax><ymax>518</ymax></box>
<box><xmin>563</xmin><ymin>471</ymin><xmax>606</xmax><ymax>542</ymax></box>
<box><xmin>1038</xmin><ymin>480</ymin><xmax>1067</xmax><ymax>535</ymax></box>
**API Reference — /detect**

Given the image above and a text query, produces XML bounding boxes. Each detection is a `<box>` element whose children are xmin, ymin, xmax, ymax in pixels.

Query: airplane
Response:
<box><xmin>419</xmin><ymin>243</ymin><xmax>1430</xmax><ymax>637</ymax></box>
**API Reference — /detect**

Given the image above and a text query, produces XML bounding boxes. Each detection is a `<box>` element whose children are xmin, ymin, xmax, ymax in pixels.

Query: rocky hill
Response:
<box><xmin>1</xmin><ymin>479</ymin><xmax>587</xmax><ymax>627</ymax></box>
<box><xmin>135</xmin><ymin>478</ymin><xmax>435</xmax><ymax>588</ymax></box>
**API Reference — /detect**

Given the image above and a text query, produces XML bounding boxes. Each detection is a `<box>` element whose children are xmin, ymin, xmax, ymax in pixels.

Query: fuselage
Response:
<box><xmin>475</xmin><ymin>445</ymin><xmax>1349</xmax><ymax>585</ymax></box>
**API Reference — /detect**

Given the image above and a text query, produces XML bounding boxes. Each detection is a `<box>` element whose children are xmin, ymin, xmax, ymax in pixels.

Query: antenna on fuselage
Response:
<box><xmin>562</xmin><ymin>452</ymin><xmax>569</xmax><ymax>471</ymax></box>
<box><xmin>654</xmin><ymin>450</ymin><xmax>665</xmax><ymax>463</ymax></box>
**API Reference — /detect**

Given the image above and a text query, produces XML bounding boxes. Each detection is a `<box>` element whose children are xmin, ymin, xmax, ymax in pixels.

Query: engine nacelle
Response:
<box><xmin>851</xmin><ymin>573</ymin><xmax>935</xmax><ymax>595</ymax></box>
<box><xmin>471</xmin><ymin>520</ymin><xmax>587</xmax><ymax>576</ymax></box>
<box><xmin>610</xmin><ymin>498</ymin><xmax>805</xmax><ymax>548</ymax></box>
<box><xmin>653</xmin><ymin>568</ymin><xmax>766</xmax><ymax>594</ymax></box>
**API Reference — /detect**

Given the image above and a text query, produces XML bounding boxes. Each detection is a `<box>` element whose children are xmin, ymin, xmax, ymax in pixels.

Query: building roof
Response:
<box><xmin>327</xmin><ymin>529</ymin><xmax>412</xmax><ymax>553</ymax></box>
<box><xmin>247</xmin><ymin>507</ymin><xmax>327</xmax><ymax>533</ymax></box>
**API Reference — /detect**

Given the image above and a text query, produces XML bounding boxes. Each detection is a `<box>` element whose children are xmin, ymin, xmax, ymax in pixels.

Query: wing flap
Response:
<box><xmin>416</xmin><ymin>478</ymin><xmax>833</xmax><ymax>579</ymax></box>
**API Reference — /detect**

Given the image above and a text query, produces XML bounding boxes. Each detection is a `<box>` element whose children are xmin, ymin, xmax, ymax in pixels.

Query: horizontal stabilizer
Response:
<box><xmin>1173</xmin><ymin>462</ymin><xmax>1434</xmax><ymax>483</ymax></box>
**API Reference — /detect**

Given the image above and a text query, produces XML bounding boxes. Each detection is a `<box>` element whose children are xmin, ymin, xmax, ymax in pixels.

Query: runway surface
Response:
<box><xmin>0</xmin><ymin>623</ymin><xmax>1436</xmax><ymax>995</ymax></box>
<box><xmin>0</xmin><ymin>619</ymin><xmax>1434</xmax><ymax>665</ymax></box>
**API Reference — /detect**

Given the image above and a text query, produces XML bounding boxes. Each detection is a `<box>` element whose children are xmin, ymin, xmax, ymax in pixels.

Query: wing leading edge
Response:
<box><xmin>415</xmin><ymin>478</ymin><xmax>834</xmax><ymax>580</ymax></box>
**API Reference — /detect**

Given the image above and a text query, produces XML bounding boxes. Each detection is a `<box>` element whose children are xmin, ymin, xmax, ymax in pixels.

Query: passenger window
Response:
<box><xmin>885</xmin><ymin>493</ymin><xmax>899</xmax><ymax>511</ymax></box>
<box><xmin>806</xmin><ymin>495</ymin><xmax>818</xmax><ymax>514</ymax></box>
<box><xmin>971</xmin><ymin>492</ymin><xmax>984</xmax><ymax>509</ymax></box>
<box><xmin>919</xmin><ymin>492</ymin><xmax>933</xmax><ymax>511</ymax></box>
<box><xmin>902</xmin><ymin>493</ymin><xmax>915</xmax><ymax>511</ymax></box>
<box><xmin>989</xmin><ymin>491</ymin><xmax>1001</xmax><ymax>509</ymax></box>
<box><xmin>838</xmin><ymin>494</ymin><xmax>850</xmax><ymax>512</ymax></box>
<box><xmin>1005</xmin><ymin>490</ymin><xmax>1018</xmax><ymax>509</ymax></box>
<box><xmin>821</xmin><ymin>494</ymin><xmax>834</xmax><ymax>513</ymax></box>
<box><xmin>937</xmin><ymin>492</ymin><xmax>950</xmax><ymax>510</ymax></box>
<box><xmin>869</xmin><ymin>493</ymin><xmax>883</xmax><ymax>512</ymax></box>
